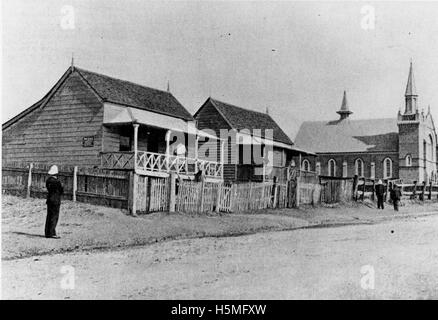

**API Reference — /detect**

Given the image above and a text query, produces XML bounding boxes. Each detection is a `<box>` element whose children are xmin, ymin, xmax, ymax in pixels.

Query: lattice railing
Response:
<box><xmin>136</xmin><ymin>151</ymin><xmax>168</xmax><ymax>173</ymax></box>
<box><xmin>101</xmin><ymin>152</ymin><xmax>135</xmax><ymax>170</ymax></box>
<box><xmin>102</xmin><ymin>151</ymin><xmax>223</xmax><ymax>178</ymax></box>
<box><xmin>196</xmin><ymin>159</ymin><xmax>223</xmax><ymax>178</ymax></box>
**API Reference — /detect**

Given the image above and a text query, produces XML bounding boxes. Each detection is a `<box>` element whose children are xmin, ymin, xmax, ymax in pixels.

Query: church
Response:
<box><xmin>294</xmin><ymin>62</ymin><xmax>437</xmax><ymax>183</ymax></box>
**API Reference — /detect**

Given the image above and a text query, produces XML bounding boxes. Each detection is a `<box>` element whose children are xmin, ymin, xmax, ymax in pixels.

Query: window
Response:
<box><xmin>328</xmin><ymin>159</ymin><xmax>336</xmax><ymax>177</ymax></box>
<box><xmin>383</xmin><ymin>158</ymin><xmax>393</xmax><ymax>178</ymax></box>
<box><xmin>405</xmin><ymin>155</ymin><xmax>412</xmax><ymax>167</ymax></box>
<box><xmin>370</xmin><ymin>162</ymin><xmax>375</xmax><ymax>179</ymax></box>
<box><xmin>342</xmin><ymin>161</ymin><xmax>348</xmax><ymax>177</ymax></box>
<box><xmin>355</xmin><ymin>158</ymin><xmax>364</xmax><ymax>177</ymax></box>
<box><xmin>302</xmin><ymin>159</ymin><xmax>310</xmax><ymax>171</ymax></box>
<box><xmin>119</xmin><ymin>136</ymin><xmax>131</xmax><ymax>151</ymax></box>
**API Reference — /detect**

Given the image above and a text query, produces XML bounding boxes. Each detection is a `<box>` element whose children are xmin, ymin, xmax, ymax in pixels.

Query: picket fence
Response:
<box><xmin>3</xmin><ymin>162</ymin><xmax>355</xmax><ymax>214</ymax></box>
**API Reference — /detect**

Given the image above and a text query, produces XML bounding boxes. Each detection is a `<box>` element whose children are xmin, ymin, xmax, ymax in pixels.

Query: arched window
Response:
<box><xmin>355</xmin><ymin>158</ymin><xmax>364</xmax><ymax>177</ymax></box>
<box><xmin>328</xmin><ymin>159</ymin><xmax>336</xmax><ymax>177</ymax></box>
<box><xmin>302</xmin><ymin>159</ymin><xmax>310</xmax><ymax>171</ymax></box>
<box><xmin>405</xmin><ymin>154</ymin><xmax>412</xmax><ymax>167</ymax></box>
<box><xmin>383</xmin><ymin>158</ymin><xmax>393</xmax><ymax>178</ymax></box>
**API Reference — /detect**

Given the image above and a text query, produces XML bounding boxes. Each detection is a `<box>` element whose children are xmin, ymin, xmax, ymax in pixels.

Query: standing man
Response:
<box><xmin>375</xmin><ymin>179</ymin><xmax>385</xmax><ymax>210</ymax></box>
<box><xmin>45</xmin><ymin>165</ymin><xmax>64</xmax><ymax>238</ymax></box>
<box><xmin>390</xmin><ymin>184</ymin><xmax>402</xmax><ymax>212</ymax></box>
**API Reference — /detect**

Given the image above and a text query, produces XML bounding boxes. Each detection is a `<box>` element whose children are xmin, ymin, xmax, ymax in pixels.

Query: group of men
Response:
<box><xmin>374</xmin><ymin>179</ymin><xmax>402</xmax><ymax>211</ymax></box>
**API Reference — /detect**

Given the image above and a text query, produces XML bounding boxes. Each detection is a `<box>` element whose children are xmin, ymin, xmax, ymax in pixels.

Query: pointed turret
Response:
<box><xmin>404</xmin><ymin>61</ymin><xmax>418</xmax><ymax>114</ymax></box>
<box><xmin>336</xmin><ymin>90</ymin><xmax>353</xmax><ymax>120</ymax></box>
<box><xmin>405</xmin><ymin>61</ymin><xmax>417</xmax><ymax>96</ymax></box>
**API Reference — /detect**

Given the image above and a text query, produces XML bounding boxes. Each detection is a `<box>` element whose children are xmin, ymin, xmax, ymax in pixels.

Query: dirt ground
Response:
<box><xmin>3</xmin><ymin>214</ymin><xmax>438</xmax><ymax>299</ymax></box>
<box><xmin>3</xmin><ymin>195</ymin><xmax>438</xmax><ymax>261</ymax></box>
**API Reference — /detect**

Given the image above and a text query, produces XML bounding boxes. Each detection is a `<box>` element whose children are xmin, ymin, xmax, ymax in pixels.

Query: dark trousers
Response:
<box><xmin>377</xmin><ymin>195</ymin><xmax>384</xmax><ymax>209</ymax></box>
<box><xmin>393</xmin><ymin>200</ymin><xmax>399</xmax><ymax>211</ymax></box>
<box><xmin>45</xmin><ymin>203</ymin><xmax>60</xmax><ymax>237</ymax></box>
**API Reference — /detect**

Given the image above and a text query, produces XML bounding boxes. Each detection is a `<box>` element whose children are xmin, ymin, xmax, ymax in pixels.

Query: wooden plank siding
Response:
<box><xmin>194</xmin><ymin>99</ymin><xmax>290</xmax><ymax>183</ymax></box>
<box><xmin>2</xmin><ymin>72</ymin><xmax>104</xmax><ymax>166</ymax></box>
<box><xmin>194</xmin><ymin>100</ymin><xmax>236</xmax><ymax>182</ymax></box>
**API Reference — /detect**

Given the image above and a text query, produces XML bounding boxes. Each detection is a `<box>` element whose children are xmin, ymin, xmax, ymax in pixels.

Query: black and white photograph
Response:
<box><xmin>1</xmin><ymin>0</ymin><xmax>438</xmax><ymax>303</ymax></box>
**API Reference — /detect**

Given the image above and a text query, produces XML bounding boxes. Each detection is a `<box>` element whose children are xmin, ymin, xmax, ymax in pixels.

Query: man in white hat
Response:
<box><xmin>45</xmin><ymin>165</ymin><xmax>64</xmax><ymax>238</ymax></box>
<box><xmin>375</xmin><ymin>179</ymin><xmax>385</xmax><ymax>210</ymax></box>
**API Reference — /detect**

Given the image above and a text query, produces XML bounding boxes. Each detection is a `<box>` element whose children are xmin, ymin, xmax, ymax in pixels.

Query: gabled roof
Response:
<box><xmin>75</xmin><ymin>67</ymin><xmax>193</xmax><ymax>121</ymax></box>
<box><xmin>294</xmin><ymin>118</ymin><xmax>399</xmax><ymax>153</ymax></box>
<box><xmin>3</xmin><ymin>66</ymin><xmax>193</xmax><ymax>130</ymax></box>
<box><xmin>197</xmin><ymin>98</ymin><xmax>293</xmax><ymax>145</ymax></box>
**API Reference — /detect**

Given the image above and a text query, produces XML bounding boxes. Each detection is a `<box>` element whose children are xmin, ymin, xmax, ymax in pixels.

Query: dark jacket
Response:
<box><xmin>390</xmin><ymin>188</ymin><xmax>402</xmax><ymax>201</ymax></box>
<box><xmin>375</xmin><ymin>184</ymin><xmax>385</xmax><ymax>197</ymax></box>
<box><xmin>46</xmin><ymin>176</ymin><xmax>64</xmax><ymax>205</ymax></box>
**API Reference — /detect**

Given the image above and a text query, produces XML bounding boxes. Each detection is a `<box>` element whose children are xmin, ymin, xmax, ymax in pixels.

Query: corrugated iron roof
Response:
<box><xmin>294</xmin><ymin>118</ymin><xmax>399</xmax><ymax>153</ymax></box>
<box><xmin>76</xmin><ymin>68</ymin><xmax>194</xmax><ymax>121</ymax></box>
<box><xmin>208</xmin><ymin>98</ymin><xmax>294</xmax><ymax>145</ymax></box>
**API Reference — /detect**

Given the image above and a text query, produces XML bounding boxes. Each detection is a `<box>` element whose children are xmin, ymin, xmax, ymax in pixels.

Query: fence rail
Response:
<box><xmin>5</xmin><ymin>162</ymin><xmax>391</xmax><ymax>215</ymax></box>
<box><xmin>2</xmin><ymin>162</ymin><xmax>129</xmax><ymax>209</ymax></box>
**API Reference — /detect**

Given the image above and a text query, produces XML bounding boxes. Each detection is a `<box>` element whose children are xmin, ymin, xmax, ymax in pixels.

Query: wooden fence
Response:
<box><xmin>3</xmin><ymin>162</ymin><xmax>367</xmax><ymax>215</ymax></box>
<box><xmin>173</xmin><ymin>180</ymin><xmax>288</xmax><ymax>214</ymax></box>
<box><xmin>2</xmin><ymin>162</ymin><xmax>130</xmax><ymax>209</ymax></box>
<box><xmin>319</xmin><ymin>177</ymin><xmax>354</xmax><ymax>203</ymax></box>
<box><xmin>395</xmin><ymin>181</ymin><xmax>438</xmax><ymax>200</ymax></box>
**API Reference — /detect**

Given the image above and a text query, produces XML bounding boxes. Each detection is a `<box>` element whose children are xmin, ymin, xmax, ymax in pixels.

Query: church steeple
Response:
<box><xmin>337</xmin><ymin>90</ymin><xmax>353</xmax><ymax>120</ymax></box>
<box><xmin>404</xmin><ymin>61</ymin><xmax>418</xmax><ymax>114</ymax></box>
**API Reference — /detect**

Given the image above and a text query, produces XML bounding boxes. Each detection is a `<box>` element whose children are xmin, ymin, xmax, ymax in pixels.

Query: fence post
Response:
<box><xmin>26</xmin><ymin>163</ymin><xmax>33</xmax><ymax>198</ymax></box>
<box><xmin>412</xmin><ymin>181</ymin><xmax>417</xmax><ymax>199</ymax></box>
<box><xmin>215</xmin><ymin>183</ymin><xmax>221</xmax><ymax>213</ymax></box>
<box><xmin>421</xmin><ymin>181</ymin><xmax>426</xmax><ymax>201</ymax></box>
<box><xmin>385</xmin><ymin>179</ymin><xmax>389</xmax><ymax>202</ymax></box>
<box><xmin>128</xmin><ymin>172</ymin><xmax>138</xmax><ymax>216</ymax></box>
<box><xmin>360</xmin><ymin>177</ymin><xmax>365</xmax><ymax>201</ymax></box>
<box><xmin>295</xmin><ymin>176</ymin><xmax>300</xmax><ymax>208</ymax></box>
<box><xmin>169</xmin><ymin>173</ymin><xmax>176</xmax><ymax>212</ymax></box>
<box><xmin>272</xmin><ymin>177</ymin><xmax>278</xmax><ymax>208</ymax></box>
<box><xmin>352</xmin><ymin>175</ymin><xmax>358</xmax><ymax>201</ymax></box>
<box><xmin>199</xmin><ymin>180</ymin><xmax>205</xmax><ymax>213</ymax></box>
<box><xmin>73</xmin><ymin>166</ymin><xmax>78</xmax><ymax>202</ymax></box>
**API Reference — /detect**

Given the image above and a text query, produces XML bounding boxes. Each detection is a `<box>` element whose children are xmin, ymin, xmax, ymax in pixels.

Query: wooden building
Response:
<box><xmin>2</xmin><ymin>65</ymin><xmax>223</xmax><ymax>181</ymax></box>
<box><xmin>194</xmin><ymin>97</ymin><xmax>314</xmax><ymax>182</ymax></box>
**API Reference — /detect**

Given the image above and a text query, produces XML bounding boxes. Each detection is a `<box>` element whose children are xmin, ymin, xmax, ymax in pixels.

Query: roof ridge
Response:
<box><xmin>210</xmin><ymin>97</ymin><xmax>272</xmax><ymax>118</ymax></box>
<box><xmin>302</xmin><ymin>117</ymin><xmax>397</xmax><ymax>124</ymax></box>
<box><xmin>75</xmin><ymin>67</ymin><xmax>172</xmax><ymax>96</ymax></box>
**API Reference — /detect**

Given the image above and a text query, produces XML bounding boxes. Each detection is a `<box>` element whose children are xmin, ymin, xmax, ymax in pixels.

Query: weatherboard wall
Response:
<box><xmin>2</xmin><ymin>72</ymin><xmax>104</xmax><ymax>166</ymax></box>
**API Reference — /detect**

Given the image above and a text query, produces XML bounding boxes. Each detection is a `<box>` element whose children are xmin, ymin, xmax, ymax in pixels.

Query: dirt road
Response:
<box><xmin>2</xmin><ymin>214</ymin><xmax>438</xmax><ymax>299</ymax></box>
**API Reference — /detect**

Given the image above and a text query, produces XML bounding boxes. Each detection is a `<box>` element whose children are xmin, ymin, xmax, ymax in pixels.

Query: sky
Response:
<box><xmin>2</xmin><ymin>0</ymin><xmax>438</xmax><ymax>139</ymax></box>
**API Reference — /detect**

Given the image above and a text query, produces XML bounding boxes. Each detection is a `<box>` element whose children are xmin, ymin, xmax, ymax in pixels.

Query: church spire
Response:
<box><xmin>337</xmin><ymin>90</ymin><xmax>353</xmax><ymax>120</ymax></box>
<box><xmin>405</xmin><ymin>60</ymin><xmax>417</xmax><ymax>96</ymax></box>
<box><xmin>404</xmin><ymin>60</ymin><xmax>418</xmax><ymax>114</ymax></box>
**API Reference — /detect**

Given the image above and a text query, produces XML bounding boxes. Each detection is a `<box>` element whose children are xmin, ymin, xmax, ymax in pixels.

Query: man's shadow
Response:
<box><xmin>10</xmin><ymin>231</ymin><xmax>46</xmax><ymax>238</ymax></box>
